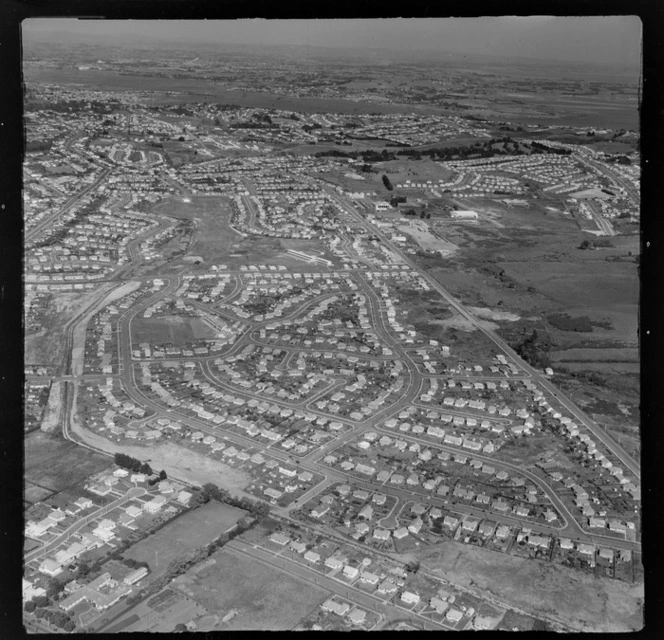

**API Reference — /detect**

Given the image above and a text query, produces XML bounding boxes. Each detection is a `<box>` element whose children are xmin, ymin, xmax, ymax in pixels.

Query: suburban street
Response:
<box><xmin>25</xmin><ymin>166</ymin><xmax>113</xmax><ymax>244</ymax></box>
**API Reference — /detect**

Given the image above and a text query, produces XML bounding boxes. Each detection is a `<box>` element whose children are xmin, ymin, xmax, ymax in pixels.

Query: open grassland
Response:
<box><xmin>24</xmin><ymin>482</ymin><xmax>56</xmax><ymax>505</ymax></box>
<box><xmin>24</xmin><ymin>431</ymin><xmax>113</xmax><ymax>495</ymax></box>
<box><xmin>123</xmin><ymin>501</ymin><xmax>247</xmax><ymax>579</ymax></box>
<box><xmin>170</xmin><ymin>545</ymin><xmax>328</xmax><ymax>630</ymax></box>
<box><xmin>411</xmin><ymin>541</ymin><xmax>643</xmax><ymax>632</ymax></box>
<box><xmin>150</xmin><ymin>195</ymin><xmax>240</xmax><ymax>264</ymax></box>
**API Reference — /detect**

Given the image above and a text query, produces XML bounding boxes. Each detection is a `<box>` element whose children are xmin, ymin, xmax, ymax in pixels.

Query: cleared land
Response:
<box><xmin>123</xmin><ymin>501</ymin><xmax>247</xmax><ymax>579</ymax></box>
<box><xmin>70</xmin><ymin>414</ymin><xmax>252</xmax><ymax>493</ymax></box>
<box><xmin>39</xmin><ymin>381</ymin><xmax>63</xmax><ymax>433</ymax></box>
<box><xmin>24</xmin><ymin>431</ymin><xmax>112</xmax><ymax>495</ymax></box>
<box><xmin>406</xmin><ymin>541</ymin><xmax>643</xmax><ymax>632</ymax></box>
<box><xmin>25</xmin><ymin>285</ymin><xmax>115</xmax><ymax>372</ymax></box>
<box><xmin>170</xmin><ymin>545</ymin><xmax>329</xmax><ymax>630</ymax></box>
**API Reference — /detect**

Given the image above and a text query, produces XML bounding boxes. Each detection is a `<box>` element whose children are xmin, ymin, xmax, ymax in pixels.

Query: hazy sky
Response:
<box><xmin>24</xmin><ymin>17</ymin><xmax>641</xmax><ymax>67</ymax></box>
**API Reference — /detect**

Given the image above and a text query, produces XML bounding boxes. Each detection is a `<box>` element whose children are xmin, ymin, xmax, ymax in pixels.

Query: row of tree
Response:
<box><xmin>196</xmin><ymin>482</ymin><xmax>271</xmax><ymax>518</ymax></box>
<box><xmin>113</xmin><ymin>452</ymin><xmax>168</xmax><ymax>483</ymax></box>
<box><xmin>24</xmin><ymin>603</ymin><xmax>75</xmax><ymax>631</ymax></box>
<box><xmin>114</xmin><ymin>452</ymin><xmax>153</xmax><ymax>475</ymax></box>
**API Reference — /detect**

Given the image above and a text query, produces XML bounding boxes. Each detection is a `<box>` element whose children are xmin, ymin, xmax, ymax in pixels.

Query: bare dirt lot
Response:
<box><xmin>411</xmin><ymin>541</ymin><xmax>643</xmax><ymax>632</ymax></box>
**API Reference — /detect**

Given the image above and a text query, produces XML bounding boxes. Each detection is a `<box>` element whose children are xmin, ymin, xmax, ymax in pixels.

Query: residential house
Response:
<box><xmin>401</xmin><ymin>591</ymin><xmax>420</xmax><ymax>606</ymax></box>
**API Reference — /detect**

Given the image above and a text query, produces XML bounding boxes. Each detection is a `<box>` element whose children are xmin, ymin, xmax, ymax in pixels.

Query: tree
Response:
<box><xmin>63</xmin><ymin>620</ymin><xmax>76</xmax><ymax>632</ymax></box>
<box><xmin>579</xmin><ymin>239</ymin><xmax>592</xmax><ymax>250</ymax></box>
<box><xmin>381</xmin><ymin>174</ymin><xmax>394</xmax><ymax>191</ymax></box>
<box><xmin>33</xmin><ymin>595</ymin><xmax>50</xmax><ymax>608</ymax></box>
<box><xmin>46</xmin><ymin>579</ymin><xmax>65</xmax><ymax>599</ymax></box>
<box><xmin>202</xmin><ymin>483</ymin><xmax>222</xmax><ymax>502</ymax></box>
<box><xmin>139</xmin><ymin>462</ymin><xmax>152</xmax><ymax>476</ymax></box>
<box><xmin>159</xmin><ymin>469</ymin><xmax>168</xmax><ymax>481</ymax></box>
<box><xmin>405</xmin><ymin>559</ymin><xmax>421</xmax><ymax>573</ymax></box>
<box><xmin>174</xmin><ymin>623</ymin><xmax>187</xmax><ymax>632</ymax></box>
<box><xmin>24</xmin><ymin>601</ymin><xmax>37</xmax><ymax>613</ymax></box>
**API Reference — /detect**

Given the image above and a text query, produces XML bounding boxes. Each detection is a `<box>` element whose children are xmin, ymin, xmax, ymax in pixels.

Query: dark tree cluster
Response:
<box><xmin>513</xmin><ymin>329</ymin><xmax>552</xmax><ymax>369</ymax></box>
<box><xmin>195</xmin><ymin>482</ymin><xmax>271</xmax><ymax>518</ymax></box>
<box><xmin>530</xmin><ymin>140</ymin><xmax>572</xmax><ymax>155</ymax></box>
<box><xmin>114</xmin><ymin>452</ymin><xmax>153</xmax><ymax>476</ymax></box>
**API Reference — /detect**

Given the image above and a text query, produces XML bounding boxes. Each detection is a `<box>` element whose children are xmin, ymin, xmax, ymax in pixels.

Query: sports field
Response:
<box><xmin>122</xmin><ymin>501</ymin><xmax>247</xmax><ymax>579</ymax></box>
<box><xmin>131</xmin><ymin>315</ymin><xmax>218</xmax><ymax>345</ymax></box>
<box><xmin>169</xmin><ymin>545</ymin><xmax>328</xmax><ymax>630</ymax></box>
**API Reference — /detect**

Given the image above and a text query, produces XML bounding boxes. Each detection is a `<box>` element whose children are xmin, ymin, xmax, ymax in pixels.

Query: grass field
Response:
<box><xmin>150</xmin><ymin>195</ymin><xmax>240</xmax><ymax>263</ymax></box>
<box><xmin>414</xmin><ymin>540</ymin><xmax>643</xmax><ymax>632</ymax></box>
<box><xmin>550</xmin><ymin>347</ymin><xmax>638</xmax><ymax>362</ymax></box>
<box><xmin>24</xmin><ymin>431</ymin><xmax>112</xmax><ymax>495</ymax></box>
<box><xmin>170</xmin><ymin>545</ymin><xmax>328</xmax><ymax>630</ymax></box>
<box><xmin>24</xmin><ymin>482</ymin><xmax>55</xmax><ymax>504</ymax></box>
<box><xmin>122</xmin><ymin>501</ymin><xmax>247</xmax><ymax>579</ymax></box>
<box><xmin>131</xmin><ymin>315</ymin><xmax>218</xmax><ymax>345</ymax></box>
<box><xmin>147</xmin><ymin>196</ymin><xmax>335</xmax><ymax>269</ymax></box>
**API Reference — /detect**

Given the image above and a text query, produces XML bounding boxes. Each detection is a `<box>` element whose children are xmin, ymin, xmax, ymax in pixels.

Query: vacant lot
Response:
<box><xmin>131</xmin><ymin>315</ymin><xmax>218</xmax><ymax>345</ymax></box>
<box><xmin>411</xmin><ymin>541</ymin><xmax>643</xmax><ymax>632</ymax></box>
<box><xmin>24</xmin><ymin>431</ymin><xmax>112</xmax><ymax>495</ymax></box>
<box><xmin>69</xmin><ymin>417</ymin><xmax>252</xmax><ymax>493</ymax></box>
<box><xmin>25</xmin><ymin>285</ymin><xmax>114</xmax><ymax>371</ymax></box>
<box><xmin>170</xmin><ymin>545</ymin><xmax>328</xmax><ymax>630</ymax></box>
<box><xmin>123</xmin><ymin>501</ymin><xmax>246</xmax><ymax>579</ymax></box>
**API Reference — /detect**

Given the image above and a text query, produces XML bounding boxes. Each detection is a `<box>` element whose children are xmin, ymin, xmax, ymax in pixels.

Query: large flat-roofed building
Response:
<box><xmin>450</xmin><ymin>210</ymin><xmax>478</xmax><ymax>219</ymax></box>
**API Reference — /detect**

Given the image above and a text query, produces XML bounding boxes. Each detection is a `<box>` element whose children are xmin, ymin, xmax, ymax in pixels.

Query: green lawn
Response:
<box><xmin>122</xmin><ymin>501</ymin><xmax>247</xmax><ymax>578</ymax></box>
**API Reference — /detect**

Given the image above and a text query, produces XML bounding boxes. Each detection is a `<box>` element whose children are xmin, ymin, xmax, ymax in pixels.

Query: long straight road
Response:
<box><xmin>225</xmin><ymin>539</ymin><xmax>449</xmax><ymax>630</ymax></box>
<box><xmin>25</xmin><ymin>167</ymin><xmax>113</xmax><ymax>244</ymax></box>
<box><xmin>56</xmin><ymin>215</ymin><xmax>639</xmax><ymax>559</ymax></box>
<box><xmin>327</xmin><ymin>188</ymin><xmax>640</xmax><ymax>479</ymax></box>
